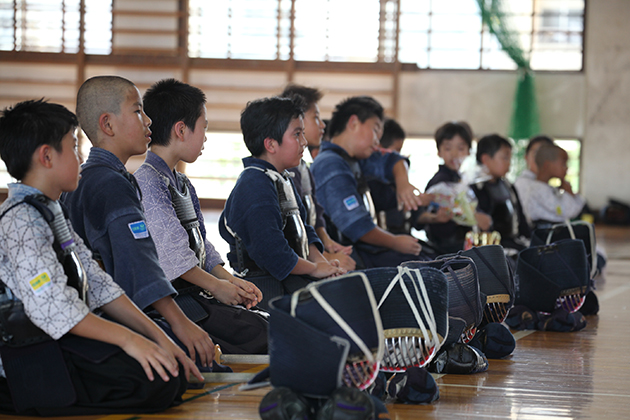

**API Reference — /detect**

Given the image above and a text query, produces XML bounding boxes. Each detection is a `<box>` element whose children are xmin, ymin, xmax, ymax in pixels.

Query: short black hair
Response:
<box><xmin>476</xmin><ymin>134</ymin><xmax>512</xmax><ymax>163</ymax></box>
<box><xmin>143</xmin><ymin>79</ymin><xmax>206</xmax><ymax>147</ymax></box>
<box><xmin>0</xmin><ymin>99</ymin><xmax>78</xmax><ymax>180</ymax></box>
<box><xmin>280</xmin><ymin>84</ymin><xmax>323</xmax><ymax>110</ymax></box>
<box><xmin>240</xmin><ymin>96</ymin><xmax>306</xmax><ymax>157</ymax></box>
<box><xmin>328</xmin><ymin>96</ymin><xmax>384</xmax><ymax>139</ymax></box>
<box><xmin>434</xmin><ymin>121</ymin><xmax>473</xmax><ymax>149</ymax></box>
<box><xmin>526</xmin><ymin>135</ymin><xmax>554</xmax><ymax>155</ymax></box>
<box><xmin>380</xmin><ymin>118</ymin><xmax>406</xmax><ymax>148</ymax></box>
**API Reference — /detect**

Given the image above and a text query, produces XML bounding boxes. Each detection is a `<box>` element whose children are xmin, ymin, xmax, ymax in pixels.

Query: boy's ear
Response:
<box><xmin>99</xmin><ymin>113</ymin><xmax>115</xmax><ymax>137</ymax></box>
<box><xmin>263</xmin><ymin>137</ymin><xmax>277</xmax><ymax>154</ymax></box>
<box><xmin>37</xmin><ymin>145</ymin><xmax>54</xmax><ymax>169</ymax></box>
<box><xmin>347</xmin><ymin>115</ymin><xmax>360</xmax><ymax>132</ymax></box>
<box><xmin>173</xmin><ymin>121</ymin><xmax>187</xmax><ymax>141</ymax></box>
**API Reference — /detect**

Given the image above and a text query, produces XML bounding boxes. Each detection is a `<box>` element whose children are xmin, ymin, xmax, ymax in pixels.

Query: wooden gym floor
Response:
<box><xmin>3</xmin><ymin>225</ymin><xmax>629</xmax><ymax>420</ymax></box>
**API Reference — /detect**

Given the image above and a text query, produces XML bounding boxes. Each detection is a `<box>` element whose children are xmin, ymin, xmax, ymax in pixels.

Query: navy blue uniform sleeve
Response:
<box><xmin>63</xmin><ymin>168</ymin><xmax>176</xmax><ymax>310</ymax></box>
<box><xmin>360</xmin><ymin>150</ymin><xmax>409</xmax><ymax>184</ymax></box>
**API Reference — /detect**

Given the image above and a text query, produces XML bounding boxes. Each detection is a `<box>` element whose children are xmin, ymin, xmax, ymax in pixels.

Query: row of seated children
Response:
<box><xmin>392</xmin><ymin>125</ymin><xmax>600</xmax><ymax>328</ymax></box>
<box><xmin>0</xmin><ymin>76</ymin><xmax>271</xmax><ymax>414</ymax></box>
<box><xmin>0</xmin><ymin>77</ymin><xmax>598</xmax><ymax>415</ymax></box>
<box><xmin>0</xmin><ymin>99</ymin><xmax>197</xmax><ymax>415</ymax></box>
<box><xmin>213</xmin><ymin>89</ymin><xmax>495</xmax><ymax>412</ymax></box>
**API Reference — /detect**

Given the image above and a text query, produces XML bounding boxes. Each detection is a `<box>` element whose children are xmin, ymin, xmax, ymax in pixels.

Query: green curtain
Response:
<box><xmin>476</xmin><ymin>0</ymin><xmax>540</xmax><ymax>140</ymax></box>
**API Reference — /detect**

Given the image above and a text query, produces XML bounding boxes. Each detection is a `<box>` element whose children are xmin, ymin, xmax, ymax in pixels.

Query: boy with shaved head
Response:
<box><xmin>63</xmin><ymin>76</ymin><xmax>228</xmax><ymax>367</ymax></box>
<box><xmin>517</xmin><ymin>143</ymin><xmax>586</xmax><ymax>226</ymax></box>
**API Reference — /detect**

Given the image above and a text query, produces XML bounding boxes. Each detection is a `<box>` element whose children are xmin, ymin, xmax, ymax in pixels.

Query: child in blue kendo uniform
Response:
<box><xmin>0</xmin><ymin>99</ymin><xmax>201</xmax><ymax>416</ymax></box>
<box><xmin>279</xmin><ymin>84</ymin><xmax>356</xmax><ymax>272</ymax></box>
<box><xmin>310</xmin><ymin>96</ymin><xmax>433</xmax><ymax>269</ymax></box>
<box><xmin>219</xmin><ymin>96</ymin><xmax>345</xmax><ymax>310</ymax></box>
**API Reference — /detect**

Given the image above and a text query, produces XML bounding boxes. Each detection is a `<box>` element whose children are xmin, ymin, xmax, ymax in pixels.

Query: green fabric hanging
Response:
<box><xmin>476</xmin><ymin>0</ymin><xmax>540</xmax><ymax>140</ymax></box>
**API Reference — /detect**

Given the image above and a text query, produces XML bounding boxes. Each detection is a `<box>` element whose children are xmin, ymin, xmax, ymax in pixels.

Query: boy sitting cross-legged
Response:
<box><xmin>219</xmin><ymin>96</ymin><xmax>345</xmax><ymax>309</ymax></box>
<box><xmin>0</xmin><ymin>99</ymin><xmax>201</xmax><ymax>416</ymax></box>
<box><xmin>134</xmin><ymin>79</ymin><xmax>268</xmax><ymax>354</ymax></box>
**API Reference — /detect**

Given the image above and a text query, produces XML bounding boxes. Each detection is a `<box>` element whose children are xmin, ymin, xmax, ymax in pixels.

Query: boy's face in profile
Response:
<box><xmin>181</xmin><ymin>105</ymin><xmax>208</xmax><ymax>164</ymax></box>
<box><xmin>353</xmin><ymin>115</ymin><xmax>382</xmax><ymax>160</ymax></box>
<box><xmin>547</xmin><ymin>150</ymin><xmax>569</xmax><ymax>179</ymax></box>
<box><xmin>51</xmin><ymin>129</ymin><xmax>81</xmax><ymax>195</ymax></box>
<box><xmin>484</xmin><ymin>144</ymin><xmax>512</xmax><ymax>179</ymax></box>
<box><xmin>303</xmin><ymin>104</ymin><xmax>325</xmax><ymax>148</ymax></box>
<box><xmin>112</xmin><ymin>87</ymin><xmax>152</xmax><ymax>158</ymax></box>
<box><xmin>274</xmin><ymin>115</ymin><xmax>307</xmax><ymax>172</ymax></box>
<box><xmin>438</xmin><ymin>134</ymin><xmax>469</xmax><ymax>172</ymax></box>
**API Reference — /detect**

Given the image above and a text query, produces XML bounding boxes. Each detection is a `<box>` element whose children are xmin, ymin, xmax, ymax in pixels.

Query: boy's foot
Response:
<box><xmin>259</xmin><ymin>387</ymin><xmax>314</xmax><ymax>420</ymax></box>
<box><xmin>386</xmin><ymin>366</ymin><xmax>439</xmax><ymax>404</ymax></box>
<box><xmin>427</xmin><ymin>343</ymin><xmax>489</xmax><ymax>374</ymax></box>
<box><xmin>506</xmin><ymin>305</ymin><xmax>538</xmax><ymax>330</ymax></box>
<box><xmin>469</xmin><ymin>322</ymin><xmax>516</xmax><ymax>359</ymax></box>
<box><xmin>537</xmin><ymin>309</ymin><xmax>587</xmax><ymax>332</ymax></box>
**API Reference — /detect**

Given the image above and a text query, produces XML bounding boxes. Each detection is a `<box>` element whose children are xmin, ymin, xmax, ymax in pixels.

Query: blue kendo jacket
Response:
<box><xmin>219</xmin><ymin>157</ymin><xmax>322</xmax><ymax>280</ymax></box>
<box><xmin>310</xmin><ymin>142</ymin><xmax>406</xmax><ymax>243</ymax></box>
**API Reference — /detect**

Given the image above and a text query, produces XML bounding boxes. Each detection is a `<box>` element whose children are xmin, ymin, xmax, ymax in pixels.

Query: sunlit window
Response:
<box><xmin>399</xmin><ymin>0</ymin><xmax>584</xmax><ymax>71</ymax></box>
<box><xmin>184</xmin><ymin>132</ymin><xmax>249</xmax><ymax>199</ymax></box>
<box><xmin>189</xmin><ymin>0</ymin><xmax>290</xmax><ymax>60</ymax></box>
<box><xmin>1</xmin><ymin>1</ymin><xmax>584</xmax><ymax>70</ymax></box>
<box><xmin>0</xmin><ymin>0</ymin><xmax>111</xmax><ymax>54</ymax></box>
<box><xmin>293</xmin><ymin>0</ymin><xmax>382</xmax><ymax>62</ymax></box>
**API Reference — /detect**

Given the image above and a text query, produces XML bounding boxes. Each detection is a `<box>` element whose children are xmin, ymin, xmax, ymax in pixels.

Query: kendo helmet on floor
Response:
<box><xmin>365</xmin><ymin>266</ymin><xmax>448</xmax><ymax>372</ymax></box>
<box><xmin>267</xmin><ymin>271</ymin><xmax>384</xmax><ymax>398</ymax></box>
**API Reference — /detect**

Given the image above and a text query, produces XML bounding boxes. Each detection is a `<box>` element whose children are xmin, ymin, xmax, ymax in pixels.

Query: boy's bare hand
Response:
<box><xmin>396</xmin><ymin>182</ymin><xmax>426</xmax><ymax>212</ymax></box>
<box><xmin>324</xmin><ymin>250</ymin><xmax>356</xmax><ymax>271</ymax></box>
<box><xmin>475</xmin><ymin>212</ymin><xmax>492</xmax><ymax>231</ymax></box>
<box><xmin>212</xmin><ymin>279</ymin><xmax>257</xmax><ymax>307</ymax></box>
<box><xmin>324</xmin><ymin>238</ymin><xmax>353</xmax><ymax>256</ymax></box>
<box><xmin>171</xmin><ymin>318</ymin><xmax>215</xmax><ymax>368</ymax></box>
<box><xmin>560</xmin><ymin>179</ymin><xmax>574</xmax><ymax>195</ymax></box>
<box><xmin>229</xmin><ymin>276</ymin><xmax>263</xmax><ymax>308</ymax></box>
<box><xmin>120</xmin><ymin>333</ymin><xmax>180</xmax><ymax>383</ymax></box>
<box><xmin>312</xmin><ymin>261</ymin><xmax>345</xmax><ymax>279</ymax></box>
<box><xmin>392</xmin><ymin>235</ymin><xmax>422</xmax><ymax>256</ymax></box>
<box><xmin>156</xmin><ymin>334</ymin><xmax>204</xmax><ymax>382</ymax></box>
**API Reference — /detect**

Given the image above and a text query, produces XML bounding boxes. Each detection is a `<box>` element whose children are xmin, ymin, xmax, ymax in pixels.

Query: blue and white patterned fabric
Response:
<box><xmin>0</xmin><ymin>183</ymin><xmax>124</xmax><ymax>376</ymax></box>
<box><xmin>134</xmin><ymin>151</ymin><xmax>223</xmax><ymax>281</ymax></box>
